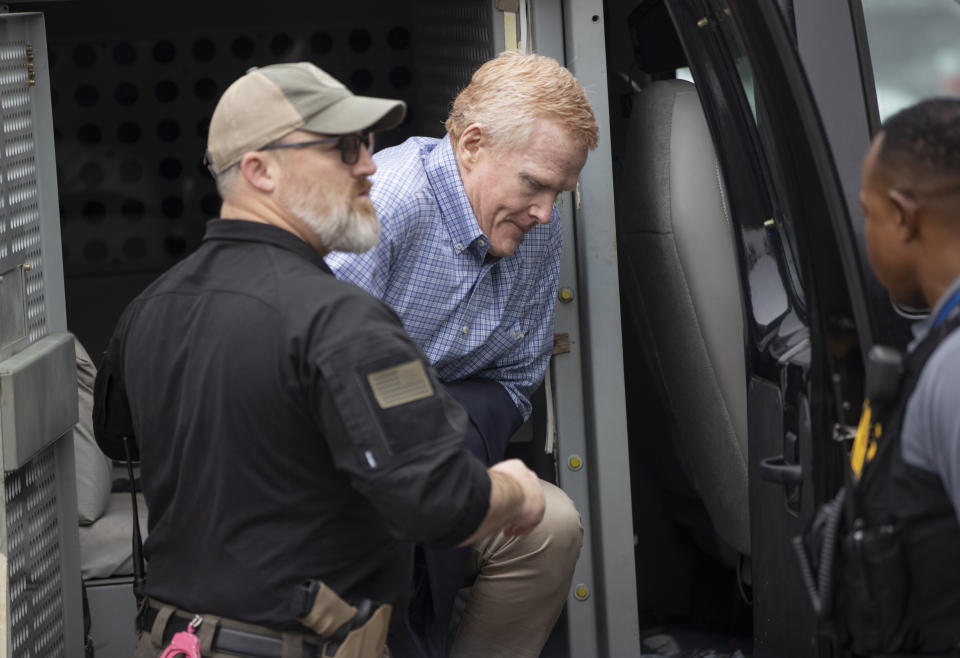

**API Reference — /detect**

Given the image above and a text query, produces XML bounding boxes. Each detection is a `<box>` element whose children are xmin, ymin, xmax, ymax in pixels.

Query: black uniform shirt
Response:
<box><xmin>93</xmin><ymin>219</ymin><xmax>491</xmax><ymax>628</ymax></box>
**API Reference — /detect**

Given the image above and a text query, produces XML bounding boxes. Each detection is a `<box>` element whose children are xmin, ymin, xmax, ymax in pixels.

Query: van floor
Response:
<box><xmin>640</xmin><ymin>626</ymin><xmax>752</xmax><ymax>657</ymax></box>
<box><xmin>534</xmin><ymin>616</ymin><xmax>752</xmax><ymax>658</ymax></box>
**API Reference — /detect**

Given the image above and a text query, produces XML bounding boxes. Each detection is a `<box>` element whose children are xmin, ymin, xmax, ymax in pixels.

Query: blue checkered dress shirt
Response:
<box><xmin>326</xmin><ymin>135</ymin><xmax>562</xmax><ymax>420</ymax></box>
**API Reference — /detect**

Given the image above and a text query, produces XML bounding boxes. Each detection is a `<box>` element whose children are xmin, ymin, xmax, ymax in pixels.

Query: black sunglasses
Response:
<box><xmin>259</xmin><ymin>132</ymin><xmax>375</xmax><ymax>165</ymax></box>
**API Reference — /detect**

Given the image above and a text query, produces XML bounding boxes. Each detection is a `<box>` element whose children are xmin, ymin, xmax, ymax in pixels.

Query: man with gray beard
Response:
<box><xmin>94</xmin><ymin>62</ymin><xmax>545</xmax><ymax>658</ymax></box>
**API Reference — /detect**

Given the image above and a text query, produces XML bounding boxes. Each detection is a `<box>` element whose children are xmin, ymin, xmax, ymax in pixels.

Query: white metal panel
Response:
<box><xmin>531</xmin><ymin>1</ymin><xmax>642</xmax><ymax>656</ymax></box>
<box><xmin>0</xmin><ymin>12</ymin><xmax>81</xmax><ymax>658</ymax></box>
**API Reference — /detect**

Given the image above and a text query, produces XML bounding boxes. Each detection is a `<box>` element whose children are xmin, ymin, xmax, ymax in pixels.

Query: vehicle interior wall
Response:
<box><xmin>603</xmin><ymin>0</ymin><xmax>753</xmax><ymax>646</ymax></box>
<box><xmin>17</xmin><ymin>0</ymin><xmax>496</xmax><ymax>362</ymax></box>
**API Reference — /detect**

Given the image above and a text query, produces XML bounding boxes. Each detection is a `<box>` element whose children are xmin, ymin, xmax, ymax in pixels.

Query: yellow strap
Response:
<box><xmin>868</xmin><ymin>420</ymin><xmax>881</xmax><ymax>462</ymax></box>
<box><xmin>850</xmin><ymin>400</ymin><xmax>872</xmax><ymax>480</ymax></box>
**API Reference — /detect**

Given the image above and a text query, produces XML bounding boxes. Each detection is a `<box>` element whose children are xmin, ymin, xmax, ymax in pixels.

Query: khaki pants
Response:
<box><xmin>451</xmin><ymin>480</ymin><xmax>583</xmax><ymax>658</ymax></box>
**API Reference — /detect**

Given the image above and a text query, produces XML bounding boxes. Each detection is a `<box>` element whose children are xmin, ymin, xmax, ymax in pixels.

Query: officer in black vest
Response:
<box><xmin>839</xmin><ymin>98</ymin><xmax>960</xmax><ymax>654</ymax></box>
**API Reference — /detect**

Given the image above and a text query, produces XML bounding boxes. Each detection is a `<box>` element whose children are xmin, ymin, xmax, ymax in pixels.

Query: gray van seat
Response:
<box><xmin>615</xmin><ymin>79</ymin><xmax>749</xmax><ymax>555</ymax></box>
<box><xmin>75</xmin><ymin>339</ymin><xmax>148</xmax><ymax>579</ymax></box>
<box><xmin>79</xmin><ymin>491</ymin><xmax>148</xmax><ymax>579</ymax></box>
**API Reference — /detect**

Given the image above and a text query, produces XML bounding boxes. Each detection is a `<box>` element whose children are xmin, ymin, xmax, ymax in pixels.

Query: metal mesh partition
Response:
<box><xmin>0</xmin><ymin>13</ymin><xmax>80</xmax><ymax>658</ymax></box>
<box><xmin>0</xmin><ymin>39</ymin><xmax>47</xmax><ymax>345</ymax></box>
<box><xmin>42</xmin><ymin>1</ymin><xmax>493</xmax><ymax>280</ymax></box>
<box><xmin>4</xmin><ymin>445</ymin><xmax>65</xmax><ymax>657</ymax></box>
<box><xmin>415</xmin><ymin>0</ymin><xmax>495</xmax><ymax>134</ymax></box>
<box><xmin>48</xmin><ymin>18</ymin><xmax>419</xmax><ymax>277</ymax></box>
<box><xmin>28</xmin><ymin>0</ymin><xmax>497</xmax><ymax>359</ymax></box>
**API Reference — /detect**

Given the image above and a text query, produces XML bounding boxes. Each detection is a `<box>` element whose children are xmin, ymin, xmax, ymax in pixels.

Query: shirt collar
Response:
<box><xmin>424</xmin><ymin>135</ymin><xmax>486</xmax><ymax>255</ymax></box>
<box><xmin>909</xmin><ymin>273</ymin><xmax>960</xmax><ymax>348</ymax></box>
<box><xmin>203</xmin><ymin>218</ymin><xmax>332</xmax><ymax>273</ymax></box>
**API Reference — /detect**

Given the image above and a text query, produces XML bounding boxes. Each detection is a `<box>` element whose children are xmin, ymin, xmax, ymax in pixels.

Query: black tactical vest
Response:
<box><xmin>842</xmin><ymin>312</ymin><xmax>960</xmax><ymax>655</ymax></box>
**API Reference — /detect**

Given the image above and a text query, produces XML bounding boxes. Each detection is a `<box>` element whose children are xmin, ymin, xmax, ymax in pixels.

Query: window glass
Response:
<box><xmin>730</xmin><ymin>56</ymin><xmax>758</xmax><ymax>122</ymax></box>
<box><xmin>708</xmin><ymin>3</ymin><xmax>806</xmax><ymax>308</ymax></box>
<box><xmin>861</xmin><ymin>0</ymin><xmax>960</xmax><ymax>120</ymax></box>
<box><xmin>678</xmin><ymin>61</ymin><xmax>757</xmax><ymax>121</ymax></box>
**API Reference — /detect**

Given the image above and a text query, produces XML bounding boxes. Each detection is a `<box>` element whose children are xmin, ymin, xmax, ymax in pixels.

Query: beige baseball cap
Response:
<box><xmin>205</xmin><ymin>62</ymin><xmax>407</xmax><ymax>174</ymax></box>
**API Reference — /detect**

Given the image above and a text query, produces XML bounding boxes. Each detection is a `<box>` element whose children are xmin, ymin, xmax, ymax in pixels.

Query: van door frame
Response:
<box><xmin>523</xmin><ymin>1</ymin><xmax>643</xmax><ymax>657</ymax></box>
<box><xmin>666</xmin><ymin>0</ymin><xmax>877</xmax><ymax>654</ymax></box>
<box><xmin>792</xmin><ymin>0</ymin><xmax>910</xmax><ymax>347</ymax></box>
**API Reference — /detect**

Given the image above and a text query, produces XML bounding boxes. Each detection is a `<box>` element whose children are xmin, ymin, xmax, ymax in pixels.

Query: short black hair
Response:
<box><xmin>878</xmin><ymin>98</ymin><xmax>960</xmax><ymax>185</ymax></box>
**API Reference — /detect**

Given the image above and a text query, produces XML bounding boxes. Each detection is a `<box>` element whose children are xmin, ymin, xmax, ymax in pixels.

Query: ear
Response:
<box><xmin>238</xmin><ymin>151</ymin><xmax>278</xmax><ymax>193</ymax></box>
<box><xmin>888</xmin><ymin>188</ymin><xmax>920</xmax><ymax>239</ymax></box>
<box><xmin>455</xmin><ymin>123</ymin><xmax>485</xmax><ymax>172</ymax></box>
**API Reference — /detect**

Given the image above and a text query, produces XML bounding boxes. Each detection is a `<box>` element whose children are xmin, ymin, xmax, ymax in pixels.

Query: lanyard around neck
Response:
<box><xmin>932</xmin><ymin>287</ymin><xmax>960</xmax><ymax>328</ymax></box>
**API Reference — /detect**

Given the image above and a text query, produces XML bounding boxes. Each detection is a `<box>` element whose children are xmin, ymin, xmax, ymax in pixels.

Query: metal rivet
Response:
<box><xmin>697</xmin><ymin>17</ymin><xmax>709</xmax><ymax>28</ymax></box>
<box><xmin>574</xmin><ymin>584</ymin><xmax>590</xmax><ymax>600</ymax></box>
<box><xmin>22</xmin><ymin>262</ymin><xmax>30</xmax><ymax>270</ymax></box>
<box><xmin>764</xmin><ymin>218</ymin><xmax>775</xmax><ymax>228</ymax></box>
<box><xmin>568</xmin><ymin>454</ymin><xmax>583</xmax><ymax>471</ymax></box>
<box><xmin>558</xmin><ymin>287</ymin><xmax>574</xmax><ymax>303</ymax></box>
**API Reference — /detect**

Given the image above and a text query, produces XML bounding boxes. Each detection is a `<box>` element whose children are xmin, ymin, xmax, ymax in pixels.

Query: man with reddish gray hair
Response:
<box><xmin>328</xmin><ymin>51</ymin><xmax>598</xmax><ymax>657</ymax></box>
<box><xmin>95</xmin><ymin>62</ymin><xmax>546</xmax><ymax>658</ymax></box>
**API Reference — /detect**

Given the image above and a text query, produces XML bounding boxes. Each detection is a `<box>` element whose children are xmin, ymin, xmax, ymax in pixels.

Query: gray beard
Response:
<box><xmin>312</xmin><ymin>205</ymin><xmax>380</xmax><ymax>253</ymax></box>
<box><xmin>286</xmin><ymin>191</ymin><xmax>381</xmax><ymax>254</ymax></box>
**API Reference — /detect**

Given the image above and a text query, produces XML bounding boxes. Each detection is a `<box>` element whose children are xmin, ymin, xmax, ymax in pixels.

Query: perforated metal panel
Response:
<box><xmin>0</xmin><ymin>13</ymin><xmax>82</xmax><ymax>658</ymax></box>
<box><xmin>415</xmin><ymin>0</ymin><xmax>495</xmax><ymax>133</ymax></box>
<box><xmin>48</xmin><ymin>16</ymin><xmax>419</xmax><ymax>276</ymax></box>
<box><xmin>4</xmin><ymin>445</ymin><xmax>66</xmax><ymax>657</ymax></box>
<box><xmin>0</xmin><ymin>39</ymin><xmax>47</xmax><ymax>349</ymax></box>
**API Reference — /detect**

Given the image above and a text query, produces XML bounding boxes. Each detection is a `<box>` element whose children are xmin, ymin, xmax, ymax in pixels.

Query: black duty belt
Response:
<box><xmin>143</xmin><ymin>605</ymin><xmax>325</xmax><ymax>658</ymax></box>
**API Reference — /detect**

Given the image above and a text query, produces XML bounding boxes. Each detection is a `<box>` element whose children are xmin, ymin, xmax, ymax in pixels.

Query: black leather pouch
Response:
<box><xmin>840</xmin><ymin>523</ymin><xmax>908</xmax><ymax>655</ymax></box>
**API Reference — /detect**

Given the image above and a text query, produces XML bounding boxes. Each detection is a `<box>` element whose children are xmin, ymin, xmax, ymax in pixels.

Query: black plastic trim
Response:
<box><xmin>848</xmin><ymin>0</ymin><xmax>882</xmax><ymax>136</ymax></box>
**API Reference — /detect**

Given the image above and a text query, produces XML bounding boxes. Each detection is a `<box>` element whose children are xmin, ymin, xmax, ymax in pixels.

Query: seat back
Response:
<box><xmin>615</xmin><ymin>79</ymin><xmax>750</xmax><ymax>555</ymax></box>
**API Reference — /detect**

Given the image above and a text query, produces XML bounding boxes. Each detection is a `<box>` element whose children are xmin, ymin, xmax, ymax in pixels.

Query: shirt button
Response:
<box><xmin>461</xmin><ymin>325</ymin><xmax>469</xmax><ymax>334</ymax></box>
<box><xmin>455</xmin><ymin>243</ymin><xmax>463</xmax><ymax>252</ymax></box>
<box><xmin>477</xmin><ymin>238</ymin><xmax>486</xmax><ymax>247</ymax></box>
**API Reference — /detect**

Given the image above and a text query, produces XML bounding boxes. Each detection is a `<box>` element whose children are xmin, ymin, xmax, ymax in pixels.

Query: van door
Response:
<box><xmin>666</xmin><ymin>1</ymin><xmax>877</xmax><ymax>655</ymax></box>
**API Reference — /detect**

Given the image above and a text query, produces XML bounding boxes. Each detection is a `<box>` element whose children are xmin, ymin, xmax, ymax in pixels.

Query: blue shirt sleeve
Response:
<box><xmin>901</xmin><ymin>329</ymin><xmax>960</xmax><ymax>524</ymax></box>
